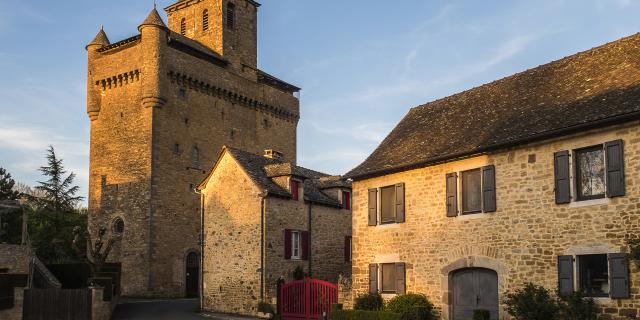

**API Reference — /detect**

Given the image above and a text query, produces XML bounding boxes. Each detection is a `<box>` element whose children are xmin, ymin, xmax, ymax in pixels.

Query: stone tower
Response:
<box><xmin>86</xmin><ymin>0</ymin><xmax>300</xmax><ymax>297</ymax></box>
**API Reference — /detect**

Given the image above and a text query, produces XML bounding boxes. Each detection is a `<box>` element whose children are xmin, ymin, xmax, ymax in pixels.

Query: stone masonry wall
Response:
<box><xmin>201</xmin><ymin>153</ymin><xmax>263</xmax><ymax>315</ymax></box>
<box><xmin>351</xmin><ymin>122</ymin><xmax>640</xmax><ymax>320</ymax></box>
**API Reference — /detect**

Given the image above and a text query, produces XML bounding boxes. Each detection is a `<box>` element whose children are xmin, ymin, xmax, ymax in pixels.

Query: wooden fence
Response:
<box><xmin>23</xmin><ymin>288</ymin><xmax>92</xmax><ymax>320</ymax></box>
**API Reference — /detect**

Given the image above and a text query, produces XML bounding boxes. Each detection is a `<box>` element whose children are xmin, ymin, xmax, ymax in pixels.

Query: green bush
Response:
<box><xmin>332</xmin><ymin>310</ymin><xmax>402</xmax><ymax>320</ymax></box>
<box><xmin>473</xmin><ymin>309</ymin><xmax>491</xmax><ymax>320</ymax></box>
<box><xmin>257</xmin><ymin>301</ymin><xmax>275</xmax><ymax>314</ymax></box>
<box><xmin>558</xmin><ymin>291</ymin><xmax>597</xmax><ymax>320</ymax></box>
<box><xmin>385</xmin><ymin>293</ymin><xmax>434</xmax><ymax>320</ymax></box>
<box><xmin>354</xmin><ymin>292</ymin><xmax>384</xmax><ymax>311</ymax></box>
<box><xmin>504</xmin><ymin>283</ymin><xmax>559</xmax><ymax>320</ymax></box>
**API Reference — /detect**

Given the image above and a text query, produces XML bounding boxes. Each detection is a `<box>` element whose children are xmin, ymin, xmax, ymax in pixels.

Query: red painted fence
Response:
<box><xmin>280</xmin><ymin>278</ymin><xmax>338</xmax><ymax>320</ymax></box>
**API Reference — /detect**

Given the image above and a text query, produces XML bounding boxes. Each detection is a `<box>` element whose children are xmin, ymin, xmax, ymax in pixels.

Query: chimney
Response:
<box><xmin>264</xmin><ymin>149</ymin><xmax>283</xmax><ymax>160</ymax></box>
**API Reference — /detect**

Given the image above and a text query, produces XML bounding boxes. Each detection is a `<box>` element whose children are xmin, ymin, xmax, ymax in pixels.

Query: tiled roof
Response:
<box><xmin>207</xmin><ymin>147</ymin><xmax>349</xmax><ymax>207</ymax></box>
<box><xmin>347</xmin><ymin>33</ymin><xmax>640</xmax><ymax>180</ymax></box>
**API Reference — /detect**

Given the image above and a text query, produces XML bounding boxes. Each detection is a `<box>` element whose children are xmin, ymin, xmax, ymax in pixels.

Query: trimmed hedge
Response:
<box><xmin>332</xmin><ymin>309</ymin><xmax>403</xmax><ymax>320</ymax></box>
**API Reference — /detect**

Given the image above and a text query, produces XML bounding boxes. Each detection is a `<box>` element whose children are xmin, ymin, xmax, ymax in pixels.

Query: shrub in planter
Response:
<box><xmin>385</xmin><ymin>293</ymin><xmax>434</xmax><ymax>320</ymax></box>
<box><xmin>504</xmin><ymin>283</ymin><xmax>559</xmax><ymax>320</ymax></box>
<box><xmin>558</xmin><ymin>291</ymin><xmax>597</xmax><ymax>320</ymax></box>
<box><xmin>472</xmin><ymin>309</ymin><xmax>491</xmax><ymax>320</ymax></box>
<box><xmin>257</xmin><ymin>301</ymin><xmax>275</xmax><ymax>315</ymax></box>
<box><xmin>354</xmin><ymin>292</ymin><xmax>384</xmax><ymax>311</ymax></box>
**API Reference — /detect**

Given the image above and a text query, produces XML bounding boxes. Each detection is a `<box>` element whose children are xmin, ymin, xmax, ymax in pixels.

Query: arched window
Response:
<box><xmin>192</xmin><ymin>146</ymin><xmax>200</xmax><ymax>168</ymax></box>
<box><xmin>226</xmin><ymin>3</ymin><xmax>236</xmax><ymax>29</ymax></box>
<box><xmin>202</xmin><ymin>10</ymin><xmax>209</xmax><ymax>31</ymax></box>
<box><xmin>113</xmin><ymin>218</ymin><xmax>125</xmax><ymax>234</ymax></box>
<box><xmin>180</xmin><ymin>18</ymin><xmax>187</xmax><ymax>35</ymax></box>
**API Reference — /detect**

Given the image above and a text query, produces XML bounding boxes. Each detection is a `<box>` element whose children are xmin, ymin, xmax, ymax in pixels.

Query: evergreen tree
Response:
<box><xmin>36</xmin><ymin>146</ymin><xmax>83</xmax><ymax>213</ymax></box>
<box><xmin>0</xmin><ymin>167</ymin><xmax>20</xmax><ymax>200</ymax></box>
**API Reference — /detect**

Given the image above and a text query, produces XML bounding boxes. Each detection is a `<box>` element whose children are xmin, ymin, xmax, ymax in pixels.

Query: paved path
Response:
<box><xmin>112</xmin><ymin>299</ymin><xmax>259</xmax><ymax>320</ymax></box>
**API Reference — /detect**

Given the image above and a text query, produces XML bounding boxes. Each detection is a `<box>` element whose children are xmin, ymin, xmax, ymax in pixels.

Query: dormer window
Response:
<box><xmin>290</xmin><ymin>179</ymin><xmax>301</xmax><ymax>201</ymax></box>
<box><xmin>180</xmin><ymin>18</ymin><xmax>187</xmax><ymax>35</ymax></box>
<box><xmin>202</xmin><ymin>10</ymin><xmax>209</xmax><ymax>31</ymax></box>
<box><xmin>226</xmin><ymin>3</ymin><xmax>236</xmax><ymax>29</ymax></box>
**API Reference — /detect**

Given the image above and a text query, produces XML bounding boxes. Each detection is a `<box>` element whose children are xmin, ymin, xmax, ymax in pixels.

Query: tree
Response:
<box><xmin>0</xmin><ymin>167</ymin><xmax>20</xmax><ymax>200</ymax></box>
<box><xmin>36</xmin><ymin>146</ymin><xmax>83</xmax><ymax>214</ymax></box>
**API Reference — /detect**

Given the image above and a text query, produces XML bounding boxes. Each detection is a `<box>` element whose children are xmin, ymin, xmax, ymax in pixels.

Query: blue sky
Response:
<box><xmin>1</xmin><ymin>0</ymin><xmax>639</xmax><ymax>203</ymax></box>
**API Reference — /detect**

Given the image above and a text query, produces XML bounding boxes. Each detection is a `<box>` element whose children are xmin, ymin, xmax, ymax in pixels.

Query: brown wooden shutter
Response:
<box><xmin>482</xmin><ymin>165</ymin><xmax>496</xmax><ymax>212</ymax></box>
<box><xmin>554</xmin><ymin>151</ymin><xmax>571</xmax><ymax>204</ymax></box>
<box><xmin>446</xmin><ymin>173</ymin><xmax>458</xmax><ymax>217</ymax></box>
<box><xmin>368</xmin><ymin>189</ymin><xmax>378</xmax><ymax>226</ymax></box>
<box><xmin>301</xmin><ymin>231</ymin><xmax>310</xmax><ymax>261</ymax></box>
<box><xmin>605</xmin><ymin>140</ymin><xmax>625</xmax><ymax>198</ymax></box>
<box><xmin>395</xmin><ymin>183</ymin><xmax>405</xmax><ymax>223</ymax></box>
<box><xmin>609</xmin><ymin>253</ymin><xmax>630</xmax><ymax>299</ymax></box>
<box><xmin>395</xmin><ymin>262</ymin><xmax>406</xmax><ymax>295</ymax></box>
<box><xmin>369</xmin><ymin>264</ymin><xmax>378</xmax><ymax>294</ymax></box>
<box><xmin>557</xmin><ymin>255</ymin><xmax>574</xmax><ymax>296</ymax></box>
<box><xmin>284</xmin><ymin>229</ymin><xmax>292</xmax><ymax>260</ymax></box>
<box><xmin>344</xmin><ymin>236</ymin><xmax>352</xmax><ymax>262</ymax></box>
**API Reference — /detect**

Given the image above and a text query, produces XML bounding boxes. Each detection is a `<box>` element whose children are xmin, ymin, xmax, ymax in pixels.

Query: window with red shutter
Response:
<box><xmin>343</xmin><ymin>191</ymin><xmax>351</xmax><ymax>210</ymax></box>
<box><xmin>290</xmin><ymin>180</ymin><xmax>300</xmax><ymax>201</ymax></box>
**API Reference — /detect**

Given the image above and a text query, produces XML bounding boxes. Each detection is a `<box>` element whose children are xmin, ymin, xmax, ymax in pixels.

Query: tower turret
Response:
<box><xmin>139</xmin><ymin>7</ymin><xmax>169</xmax><ymax>109</ymax></box>
<box><xmin>86</xmin><ymin>27</ymin><xmax>110</xmax><ymax>121</ymax></box>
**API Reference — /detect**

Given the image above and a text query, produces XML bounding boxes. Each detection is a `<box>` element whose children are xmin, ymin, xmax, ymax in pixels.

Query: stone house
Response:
<box><xmin>196</xmin><ymin>146</ymin><xmax>352</xmax><ymax>316</ymax></box>
<box><xmin>86</xmin><ymin>0</ymin><xmax>300</xmax><ymax>297</ymax></box>
<box><xmin>346</xmin><ymin>34</ymin><xmax>640</xmax><ymax>320</ymax></box>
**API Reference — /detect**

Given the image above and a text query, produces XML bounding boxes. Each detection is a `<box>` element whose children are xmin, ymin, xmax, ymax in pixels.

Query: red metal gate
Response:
<box><xmin>280</xmin><ymin>278</ymin><xmax>338</xmax><ymax>320</ymax></box>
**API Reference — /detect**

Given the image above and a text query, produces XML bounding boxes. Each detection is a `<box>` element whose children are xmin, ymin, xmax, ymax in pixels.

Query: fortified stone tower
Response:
<box><xmin>86</xmin><ymin>0</ymin><xmax>300</xmax><ymax>297</ymax></box>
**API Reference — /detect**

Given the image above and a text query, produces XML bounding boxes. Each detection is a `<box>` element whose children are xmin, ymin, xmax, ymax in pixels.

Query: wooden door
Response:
<box><xmin>185</xmin><ymin>252</ymin><xmax>199</xmax><ymax>298</ymax></box>
<box><xmin>452</xmin><ymin>268</ymin><xmax>498</xmax><ymax>320</ymax></box>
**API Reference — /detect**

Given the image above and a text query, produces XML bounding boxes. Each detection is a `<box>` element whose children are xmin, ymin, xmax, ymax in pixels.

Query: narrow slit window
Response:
<box><xmin>180</xmin><ymin>18</ymin><xmax>187</xmax><ymax>35</ymax></box>
<box><xmin>202</xmin><ymin>10</ymin><xmax>209</xmax><ymax>31</ymax></box>
<box><xmin>226</xmin><ymin>3</ymin><xmax>236</xmax><ymax>29</ymax></box>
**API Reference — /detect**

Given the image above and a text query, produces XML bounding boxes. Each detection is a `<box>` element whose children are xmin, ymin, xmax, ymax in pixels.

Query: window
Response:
<box><xmin>575</xmin><ymin>146</ymin><xmax>606</xmax><ymax>201</ymax></box>
<box><xmin>380</xmin><ymin>186</ymin><xmax>395</xmax><ymax>223</ymax></box>
<box><xmin>461</xmin><ymin>169</ymin><xmax>482</xmax><ymax>213</ymax></box>
<box><xmin>226</xmin><ymin>3</ymin><xmax>236</xmax><ymax>29</ymax></box>
<box><xmin>113</xmin><ymin>218</ymin><xmax>124</xmax><ymax>234</ymax></box>
<box><xmin>344</xmin><ymin>236</ymin><xmax>352</xmax><ymax>262</ymax></box>
<box><xmin>555</xmin><ymin>140</ymin><xmax>625</xmax><ymax>204</ymax></box>
<box><xmin>180</xmin><ymin>18</ymin><xmax>187</xmax><ymax>35</ymax></box>
<box><xmin>202</xmin><ymin>10</ymin><xmax>209</xmax><ymax>31</ymax></box>
<box><xmin>578</xmin><ymin>254</ymin><xmax>609</xmax><ymax>297</ymax></box>
<box><xmin>173</xmin><ymin>143</ymin><xmax>181</xmax><ymax>154</ymax></box>
<box><xmin>381</xmin><ymin>263</ymin><xmax>396</xmax><ymax>293</ymax></box>
<box><xmin>446</xmin><ymin>166</ymin><xmax>496</xmax><ymax>217</ymax></box>
<box><xmin>290</xmin><ymin>179</ymin><xmax>301</xmax><ymax>201</ymax></box>
<box><xmin>191</xmin><ymin>146</ymin><xmax>201</xmax><ymax>169</ymax></box>
<box><xmin>291</xmin><ymin>231</ymin><xmax>301</xmax><ymax>260</ymax></box>
<box><xmin>342</xmin><ymin>191</ymin><xmax>351</xmax><ymax>210</ymax></box>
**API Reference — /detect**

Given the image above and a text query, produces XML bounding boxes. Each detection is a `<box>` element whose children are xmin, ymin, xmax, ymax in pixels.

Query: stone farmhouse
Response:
<box><xmin>196</xmin><ymin>146</ymin><xmax>352</xmax><ymax>315</ymax></box>
<box><xmin>346</xmin><ymin>34</ymin><xmax>640</xmax><ymax>320</ymax></box>
<box><xmin>85</xmin><ymin>0</ymin><xmax>311</xmax><ymax>298</ymax></box>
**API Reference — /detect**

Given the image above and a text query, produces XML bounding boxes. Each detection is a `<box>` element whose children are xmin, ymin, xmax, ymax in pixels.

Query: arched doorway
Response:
<box><xmin>185</xmin><ymin>252</ymin><xmax>199</xmax><ymax>298</ymax></box>
<box><xmin>451</xmin><ymin>268</ymin><xmax>498</xmax><ymax>320</ymax></box>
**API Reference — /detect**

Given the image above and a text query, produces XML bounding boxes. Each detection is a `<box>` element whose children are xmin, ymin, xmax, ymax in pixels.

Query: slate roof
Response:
<box><xmin>87</xmin><ymin>28</ymin><xmax>110</xmax><ymax>48</ymax></box>
<box><xmin>138</xmin><ymin>8</ymin><xmax>167</xmax><ymax>31</ymax></box>
<box><xmin>202</xmin><ymin>147</ymin><xmax>350</xmax><ymax>207</ymax></box>
<box><xmin>346</xmin><ymin>33</ymin><xmax>640</xmax><ymax>180</ymax></box>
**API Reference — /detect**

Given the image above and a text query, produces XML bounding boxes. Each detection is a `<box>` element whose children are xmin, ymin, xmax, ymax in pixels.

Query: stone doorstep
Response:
<box><xmin>200</xmin><ymin>312</ymin><xmax>260</xmax><ymax>320</ymax></box>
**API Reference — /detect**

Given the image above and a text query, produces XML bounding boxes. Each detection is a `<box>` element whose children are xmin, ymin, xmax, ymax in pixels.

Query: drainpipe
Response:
<box><xmin>260</xmin><ymin>192</ymin><xmax>267</xmax><ymax>301</ymax></box>
<box><xmin>196</xmin><ymin>188</ymin><xmax>205</xmax><ymax>311</ymax></box>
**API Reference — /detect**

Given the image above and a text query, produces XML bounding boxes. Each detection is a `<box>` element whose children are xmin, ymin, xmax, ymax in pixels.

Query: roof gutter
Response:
<box><xmin>348</xmin><ymin>110</ymin><xmax>640</xmax><ymax>181</ymax></box>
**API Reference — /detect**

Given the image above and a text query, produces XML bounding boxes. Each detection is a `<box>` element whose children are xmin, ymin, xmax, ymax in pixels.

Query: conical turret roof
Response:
<box><xmin>86</xmin><ymin>28</ymin><xmax>110</xmax><ymax>49</ymax></box>
<box><xmin>138</xmin><ymin>7</ymin><xmax>167</xmax><ymax>31</ymax></box>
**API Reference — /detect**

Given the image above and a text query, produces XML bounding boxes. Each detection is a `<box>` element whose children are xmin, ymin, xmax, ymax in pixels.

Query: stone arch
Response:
<box><xmin>440</xmin><ymin>253</ymin><xmax>509</xmax><ymax>320</ymax></box>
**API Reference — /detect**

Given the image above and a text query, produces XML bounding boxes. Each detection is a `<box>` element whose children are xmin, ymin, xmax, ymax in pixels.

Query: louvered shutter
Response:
<box><xmin>557</xmin><ymin>255</ymin><xmax>574</xmax><ymax>296</ymax></box>
<box><xmin>605</xmin><ymin>140</ymin><xmax>625</xmax><ymax>198</ymax></box>
<box><xmin>395</xmin><ymin>262</ymin><xmax>406</xmax><ymax>295</ymax></box>
<box><xmin>554</xmin><ymin>151</ymin><xmax>571</xmax><ymax>204</ymax></box>
<box><xmin>395</xmin><ymin>183</ymin><xmax>405</xmax><ymax>223</ymax></box>
<box><xmin>482</xmin><ymin>165</ymin><xmax>496</xmax><ymax>212</ymax></box>
<box><xmin>609</xmin><ymin>253</ymin><xmax>630</xmax><ymax>299</ymax></box>
<box><xmin>446</xmin><ymin>173</ymin><xmax>458</xmax><ymax>217</ymax></box>
<box><xmin>369</xmin><ymin>264</ymin><xmax>378</xmax><ymax>294</ymax></box>
<box><xmin>368</xmin><ymin>189</ymin><xmax>378</xmax><ymax>226</ymax></box>
<box><xmin>301</xmin><ymin>231</ymin><xmax>310</xmax><ymax>261</ymax></box>
<box><xmin>284</xmin><ymin>229</ymin><xmax>292</xmax><ymax>260</ymax></box>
